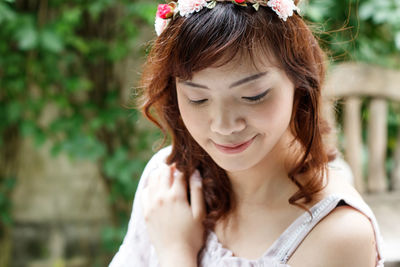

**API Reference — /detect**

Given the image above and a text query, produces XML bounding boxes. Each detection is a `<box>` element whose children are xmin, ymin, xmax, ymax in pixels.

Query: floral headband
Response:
<box><xmin>155</xmin><ymin>0</ymin><xmax>299</xmax><ymax>36</ymax></box>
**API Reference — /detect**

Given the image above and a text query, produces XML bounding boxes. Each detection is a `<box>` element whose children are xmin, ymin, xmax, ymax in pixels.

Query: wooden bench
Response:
<box><xmin>322</xmin><ymin>62</ymin><xmax>400</xmax><ymax>263</ymax></box>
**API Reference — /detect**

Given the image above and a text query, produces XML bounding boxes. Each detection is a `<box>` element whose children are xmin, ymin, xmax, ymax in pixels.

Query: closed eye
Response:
<box><xmin>242</xmin><ymin>89</ymin><xmax>270</xmax><ymax>102</ymax></box>
<box><xmin>188</xmin><ymin>89</ymin><xmax>271</xmax><ymax>105</ymax></box>
<box><xmin>189</xmin><ymin>99</ymin><xmax>208</xmax><ymax>105</ymax></box>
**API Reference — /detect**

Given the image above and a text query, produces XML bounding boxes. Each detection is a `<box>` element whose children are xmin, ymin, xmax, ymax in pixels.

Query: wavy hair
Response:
<box><xmin>138</xmin><ymin>1</ymin><xmax>337</xmax><ymax>242</ymax></box>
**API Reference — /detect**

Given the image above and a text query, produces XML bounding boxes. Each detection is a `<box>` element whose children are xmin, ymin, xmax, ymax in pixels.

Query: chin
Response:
<box><xmin>215</xmin><ymin>161</ymin><xmax>256</xmax><ymax>172</ymax></box>
<box><xmin>201</xmin><ymin>141</ymin><xmax>270</xmax><ymax>173</ymax></box>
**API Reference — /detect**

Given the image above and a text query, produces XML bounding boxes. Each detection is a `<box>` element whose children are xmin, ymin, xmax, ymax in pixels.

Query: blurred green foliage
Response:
<box><xmin>0</xmin><ymin>0</ymin><xmax>159</xmax><ymax>263</ymax></box>
<box><xmin>304</xmin><ymin>0</ymin><xmax>400</xmax><ymax>67</ymax></box>
<box><xmin>304</xmin><ymin>0</ymin><xmax>400</xmax><ymax>179</ymax></box>
<box><xmin>0</xmin><ymin>0</ymin><xmax>399</xmax><ymax>264</ymax></box>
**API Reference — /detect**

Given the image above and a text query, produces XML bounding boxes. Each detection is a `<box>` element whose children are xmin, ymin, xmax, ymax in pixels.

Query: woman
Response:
<box><xmin>110</xmin><ymin>0</ymin><xmax>385</xmax><ymax>266</ymax></box>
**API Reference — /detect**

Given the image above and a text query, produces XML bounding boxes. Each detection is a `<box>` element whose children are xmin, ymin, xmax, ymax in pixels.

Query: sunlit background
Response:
<box><xmin>1</xmin><ymin>0</ymin><xmax>399</xmax><ymax>266</ymax></box>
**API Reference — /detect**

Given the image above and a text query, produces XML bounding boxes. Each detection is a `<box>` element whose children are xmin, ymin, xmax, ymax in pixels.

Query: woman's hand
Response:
<box><xmin>141</xmin><ymin>163</ymin><xmax>206</xmax><ymax>267</ymax></box>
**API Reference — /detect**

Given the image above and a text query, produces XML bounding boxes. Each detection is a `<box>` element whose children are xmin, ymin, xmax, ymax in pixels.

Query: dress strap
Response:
<box><xmin>265</xmin><ymin>193</ymin><xmax>384</xmax><ymax>266</ymax></box>
<box><xmin>267</xmin><ymin>194</ymin><xmax>341</xmax><ymax>262</ymax></box>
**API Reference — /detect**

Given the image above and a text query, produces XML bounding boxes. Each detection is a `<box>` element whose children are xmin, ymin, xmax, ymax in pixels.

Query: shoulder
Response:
<box><xmin>289</xmin><ymin>204</ymin><xmax>377</xmax><ymax>267</ymax></box>
<box><xmin>316</xmin><ymin>205</ymin><xmax>376</xmax><ymax>266</ymax></box>
<box><xmin>143</xmin><ymin>145</ymin><xmax>172</xmax><ymax>173</ymax></box>
<box><xmin>148</xmin><ymin>145</ymin><xmax>172</xmax><ymax>165</ymax></box>
<box><xmin>289</xmin><ymin>159</ymin><xmax>378</xmax><ymax>267</ymax></box>
<box><xmin>138</xmin><ymin>145</ymin><xmax>172</xmax><ymax>188</ymax></box>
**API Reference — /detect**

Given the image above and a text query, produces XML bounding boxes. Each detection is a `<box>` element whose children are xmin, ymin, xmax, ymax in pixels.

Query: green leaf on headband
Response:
<box><xmin>231</xmin><ymin>1</ymin><xmax>247</xmax><ymax>7</ymax></box>
<box><xmin>206</xmin><ymin>1</ymin><xmax>217</xmax><ymax>9</ymax></box>
<box><xmin>252</xmin><ymin>3</ymin><xmax>260</xmax><ymax>11</ymax></box>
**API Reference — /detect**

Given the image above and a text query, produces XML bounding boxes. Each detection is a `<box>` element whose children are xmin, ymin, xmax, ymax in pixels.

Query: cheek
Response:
<box><xmin>177</xmin><ymin>93</ymin><xmax>208</xmax><ymax>136</ymax></box>
<box><xmin>249</xmin><ymin>94</ymin><xmax>293</xmax><ymax>131</ymax></box>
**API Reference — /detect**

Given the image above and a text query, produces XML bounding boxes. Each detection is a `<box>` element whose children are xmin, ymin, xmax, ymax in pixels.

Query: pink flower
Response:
<box><xmin>156</xmin><ymin>4</ymin><xmax>175</xmax><ymax>19</ymax></box>
<box><xmin>178</xmin><ymin>0</ymin><xmax>208</xmax><ymax>17</ymax></box>
<box><xmin>267</xmin><ymin>0</ymin><xmax>298</xmax><ymax>21</ymax></box>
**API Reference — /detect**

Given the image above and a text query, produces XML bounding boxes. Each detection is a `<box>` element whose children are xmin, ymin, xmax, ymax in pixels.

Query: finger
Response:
<box><xmin>189</xmin><ymin>170</ymin><xmax>206</xmax><ymax>220</ymax></box>
<box><xmin>170</xmin><ymin>166</ymin><xmax>187</xmax><ymax>199</ymax></box>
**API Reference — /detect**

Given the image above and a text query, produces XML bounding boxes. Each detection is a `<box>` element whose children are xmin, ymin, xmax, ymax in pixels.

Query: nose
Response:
<box><xmin>210</xmin><ymin>104</ymin><xmax>246</xmax><ymax>135</ymax></box>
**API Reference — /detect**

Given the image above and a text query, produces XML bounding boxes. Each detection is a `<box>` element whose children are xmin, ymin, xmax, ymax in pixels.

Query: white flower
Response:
<box><xmin>155</xmin><ymin>16</ymin><xmax>171</xmax><ymax>36</ymax></box>
<box><xmin>267</xmin><ymin>0</ymin><xmax>299</xmax><ymax>21</ymax></box>
<box><xmin>178</xmin><ymin>0</ymin><xmax>208</xmax><ymax>17</ymax></box>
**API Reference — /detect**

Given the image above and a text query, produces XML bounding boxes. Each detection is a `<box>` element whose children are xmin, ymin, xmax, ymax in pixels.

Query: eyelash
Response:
<box><xmin>189</xmin><ymin>89</ymin><xmax>270</xmax><ymax>105</ymax></box>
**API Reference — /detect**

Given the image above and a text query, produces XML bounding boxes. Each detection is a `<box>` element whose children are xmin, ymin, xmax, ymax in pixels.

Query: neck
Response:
<box><xmin>225</xmin><ymin>132</ymin><xmax>299</xmax><ymax>212</ymax></box>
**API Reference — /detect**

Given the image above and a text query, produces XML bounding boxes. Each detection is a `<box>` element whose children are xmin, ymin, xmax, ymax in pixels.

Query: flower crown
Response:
<box><xmin>155</xmin><ymin>0</ymin><xmax>299</xmax><ymax>36</ymax></box>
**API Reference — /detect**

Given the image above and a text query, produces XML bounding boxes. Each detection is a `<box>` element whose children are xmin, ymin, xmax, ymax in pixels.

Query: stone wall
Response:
<box><xmin>11</xmin><ymin>138</ymin><xmax>111</xmax><ymax>267</ymax></box>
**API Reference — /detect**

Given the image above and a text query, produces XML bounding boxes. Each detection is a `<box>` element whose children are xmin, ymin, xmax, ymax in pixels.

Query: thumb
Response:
<box><xmin>189</xmin><ymin>169</ymin><xmax>206</xmax><ymax>220</ymax></box>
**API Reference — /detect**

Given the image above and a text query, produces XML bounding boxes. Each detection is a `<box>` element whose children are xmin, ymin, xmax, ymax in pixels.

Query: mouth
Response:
<box><xmin>213</xmin><ymin>135</ymin><xmax>257</xmax><ymax>154</ymax></box>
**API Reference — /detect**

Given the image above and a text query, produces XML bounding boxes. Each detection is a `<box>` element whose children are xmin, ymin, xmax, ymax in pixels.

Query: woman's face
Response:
<box><xmin>176</xmin><ymin>55</ymin><xmax>295</xmax><ymax>172</ymax></box>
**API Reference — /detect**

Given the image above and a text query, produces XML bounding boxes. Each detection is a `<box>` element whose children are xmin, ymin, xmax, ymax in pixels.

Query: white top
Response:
<box><xmin>109</xmin><ymin>146</ymin><xmax>385</xmax><ymax>267</ymax></box>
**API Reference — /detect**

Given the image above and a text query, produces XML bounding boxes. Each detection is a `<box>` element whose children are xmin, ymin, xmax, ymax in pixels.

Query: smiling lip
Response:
<box><xmin>213</xmin><ymin>136</ymin><xmax>256</xmax><ymax>154</ymax></box>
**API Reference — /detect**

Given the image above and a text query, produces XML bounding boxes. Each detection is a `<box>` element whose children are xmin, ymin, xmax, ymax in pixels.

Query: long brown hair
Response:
<box><xmin>138</xmin><ymin>1</ymin><xmax>336</xmax><ymax>238</ymax></box>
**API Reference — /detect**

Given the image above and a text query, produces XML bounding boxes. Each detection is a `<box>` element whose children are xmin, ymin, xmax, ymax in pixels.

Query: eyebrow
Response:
<box><xmin>179</xmin><ymin>72</ymin><xmax>268</xmax><ymax>89</ymax></box>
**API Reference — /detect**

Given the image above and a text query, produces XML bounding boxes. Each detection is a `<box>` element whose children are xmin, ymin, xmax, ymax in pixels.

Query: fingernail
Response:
<box><xmin>173</xmin><ymin>167</ymin><xmax>183</xmax><ymax>178</ymax></box>
<box><xmin>191</xmin><ymin>170</ymin><xmax>202</xmax><ymax>186</ymax></box>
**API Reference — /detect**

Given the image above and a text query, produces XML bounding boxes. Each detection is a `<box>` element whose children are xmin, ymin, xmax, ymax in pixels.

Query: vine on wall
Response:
<box><xmin>0</xmin><ymin>0</ymin><xmax>158</xmax><ymax>264</ymax></box>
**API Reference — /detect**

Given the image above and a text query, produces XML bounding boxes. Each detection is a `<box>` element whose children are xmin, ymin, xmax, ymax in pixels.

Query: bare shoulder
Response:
<box><xmin>313</xmin><ymin>205</ymin><xmax>377</xmax><ymax>266</ymax></box>
<box><xmin>288</xmin><ymin>161</ymin><xmax>378</xmax><ymax>267</ymax></box>
<box><xmin>288</xmin><ymin>204</ymin><xmax>377</xmax><ymax>267</ymax></box>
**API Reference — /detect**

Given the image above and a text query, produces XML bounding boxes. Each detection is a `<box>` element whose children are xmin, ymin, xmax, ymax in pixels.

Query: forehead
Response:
<box><xmin>185</xmin><ymin>51</ymin><xmax>279</xmax><ymax>82</ymax></box>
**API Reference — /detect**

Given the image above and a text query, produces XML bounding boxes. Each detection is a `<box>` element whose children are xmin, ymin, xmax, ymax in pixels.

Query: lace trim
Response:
<box><xmin>203</xmin><ymin>231</ymin><xmax>267</xmax><ymax>264</ymax></box>
<box><xmin>200</xmin><ymin>234</ymin><xmax>287</xmax><ymax>266</ymax></box>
